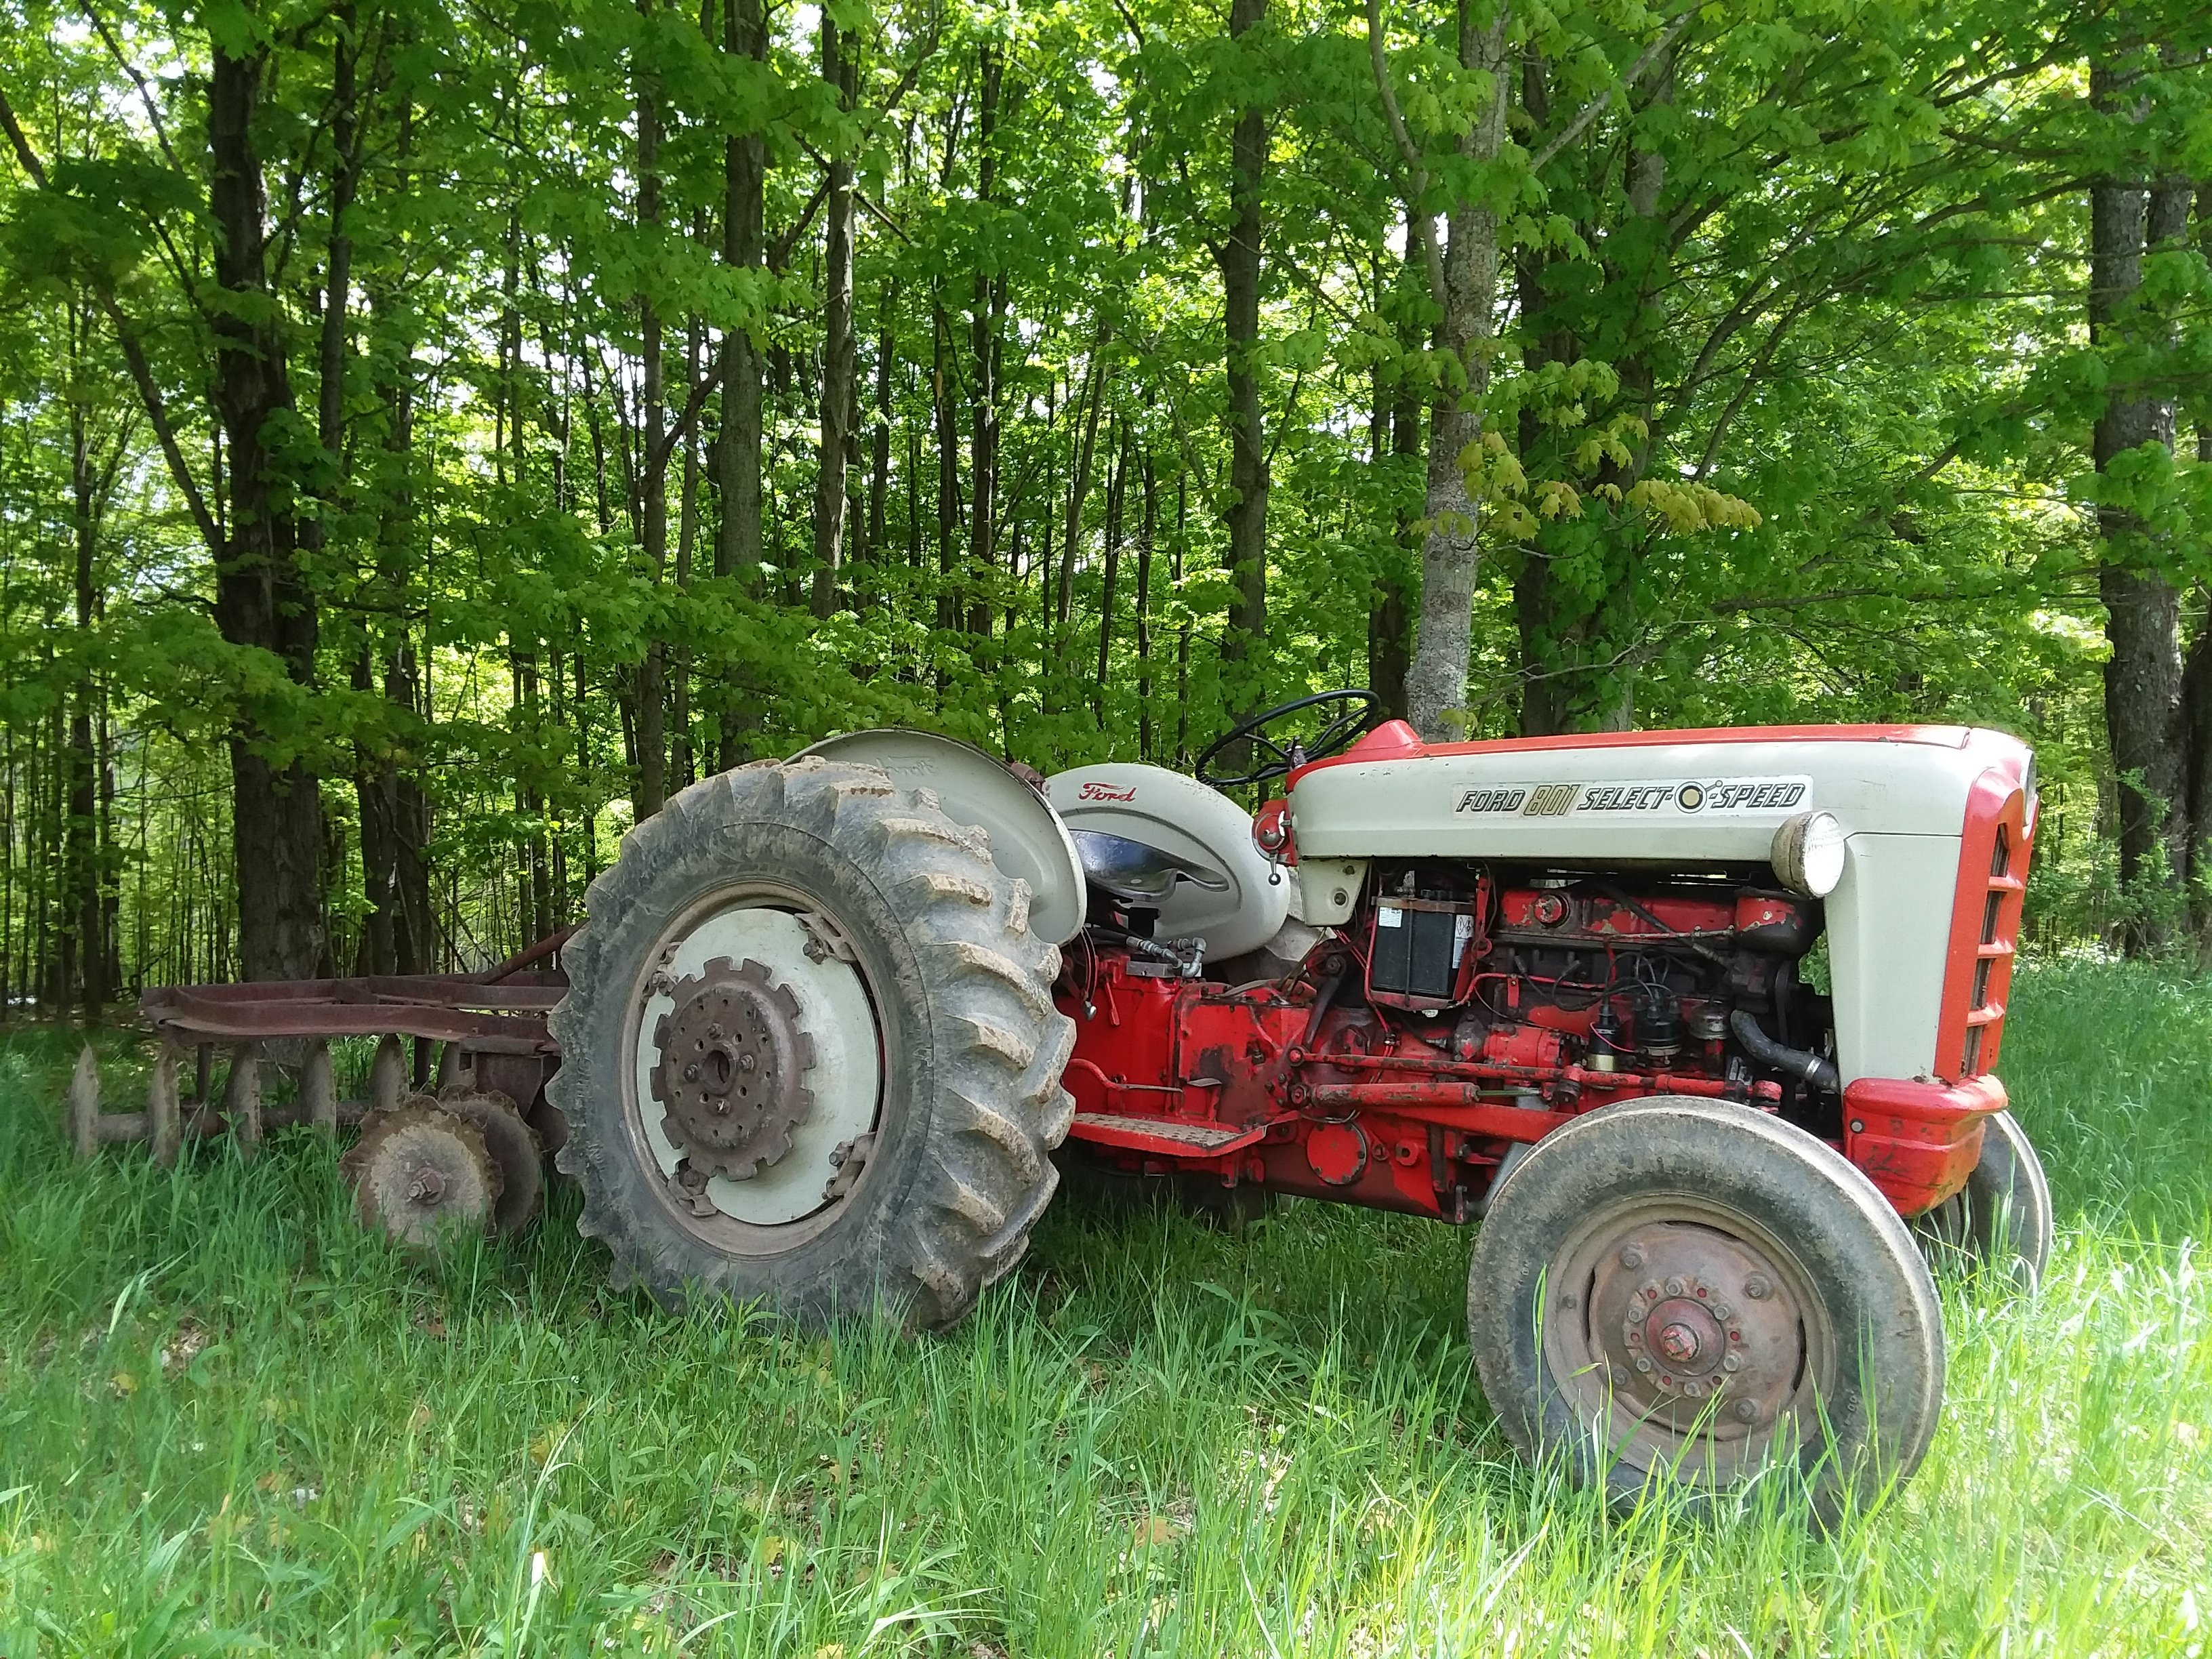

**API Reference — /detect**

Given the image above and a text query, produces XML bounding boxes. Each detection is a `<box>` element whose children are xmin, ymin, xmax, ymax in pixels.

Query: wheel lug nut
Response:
<box><xmin>1610</xmin><ymin>1366</ymin><xmax>1632</xmax><ymax>1388</ymax></box>
<box><xmin>1734</xmin><ymin>1399</ymin><xmax>1760</xmax><ymax>1423</ymax></box>
<box><xmin>1664</xmin><ymin>1276</ymin><xmax>1685</xmax><ymax>1297</ymax></box>
<box><xmin>684</xmin><ymin>1063</ymin><xmax>701</xmax><ymax>1082</ymax></box>
<box><xmin>1634</xmin><ymin>1357</ymin><xmax>1653</xmax><ymax>1372</ymax></box>
<box><xmin>1723</xmin><ymin>1353</ymin><xmax>1742</xmax><ymax>1372</ymax></box>
<box><xmin>1744</xmin><ymin>1273</ymin><xmax>1771</xmax><ymax>1300</ymax></box>
<box><xmin>1618</xmin><ymin>1244</ymin><xmax>1646</xmax><ymax>1270</ymax></box>
<box><xmin>1711</xmin><ymin>1303</ymin><xmax>1732</xmax><ymax>1321</ymax></box>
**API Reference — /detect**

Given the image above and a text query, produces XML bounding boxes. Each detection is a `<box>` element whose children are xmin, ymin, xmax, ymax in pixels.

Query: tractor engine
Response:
<box><xmin>1058</xmin><ymin>862</ymin><xmax>1837</xmax><ymax>1222</ymax></box>
<box><xmin>1359</xmin><ymin>863</ymin><xmax>1825</xmax><ymax>1105</ymax></box>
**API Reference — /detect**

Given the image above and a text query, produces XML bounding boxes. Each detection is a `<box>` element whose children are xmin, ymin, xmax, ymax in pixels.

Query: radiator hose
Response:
<box><xmin>1729</xmin><ymin>1009</ymin><xmax>1840</xmax><ymax>1094</ymax></box>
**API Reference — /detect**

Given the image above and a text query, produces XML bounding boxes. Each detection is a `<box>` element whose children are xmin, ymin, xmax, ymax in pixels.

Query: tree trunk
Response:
<box><xmin>674</xmin><ymin>319</ymin><xmax>702</xmax><ymax>787</ymax></box>
<box><xmin>968</xmin><ymin>46</ymin><xmax>1005</xmax><ymax>638</ymax></box>
<box><xmin>64</xmin><ymin>321</ymin><xmax>104</xmax><ymax>1014</ymax></box>
<box><xmin>208</xmin><ymin>30</ymin><xmax>325</xmax><ymax>982</ymax></box>
<box><xmin>634</xmin><ymin>6</ymin><xmax>669</xmax><ymax>819</ymax></box>
<box><xmin>1057</xmin><ymin>333</ymin><xmax>1109</xmax><ymax>628</ymax></box>
<box><xmin>1136</xmin><ymin>447</ymin><xmax>1158</xmax><ymax>760</ymax></box>
<box><xmin>1511</xmin><ymin>40</ymin><xmax>1667</xmax><ymax>737</ymax></box>
<box><xmin>1403</xmin><ymin>0</ymin><xmax>1510</xmax><ymax>741</ymax></box>
<box><xmin>1095</xmin><ymin>416</ymin><xmax>1129</xmax><ymax>723</ymax></box>
<box><xmin>2091</xmin><ymin>59</ymin><xmax>2191</xmax><ymax>952</ymax></box>
<box><xmin>869</xmin><ymin>285</ymin><xmax>896</xmax><ymax>565</ymax></box>
<box><xmin>1366</xmin><ymin>329</ymin><xmax>1418</xmax><ymax>720</ymax></box>
<box><xmin>1216</xmin><ymin>0</ymin><xmax>1269</xmax><ymax>687</ymax></box>
<box><xmin>712</xmin><ymin>0</ymin><xmax>766</xmax><ymax>770</ymax></box>
<box><xmin>933</xmin><ymin>291</ymin><xmax>962</xmax><ymax>632</ymax></box>
<box><xmin>812</xmin><ymin>13</ymin><xmax>857</xmax><ymax>619</ymax></box>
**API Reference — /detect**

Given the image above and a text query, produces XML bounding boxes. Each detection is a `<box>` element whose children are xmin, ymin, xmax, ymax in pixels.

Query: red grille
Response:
<box><xmin>1936</xmin><ymin>774</ymin><xmax>2030</xmax><ymax>1080</ymax></box>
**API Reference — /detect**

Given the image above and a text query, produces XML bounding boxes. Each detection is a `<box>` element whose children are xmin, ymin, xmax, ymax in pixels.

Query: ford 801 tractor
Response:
<box><xmin>103</xmin><ymin>694</ymin><xmax>2047</xmax><ymax>1513</ymax></box>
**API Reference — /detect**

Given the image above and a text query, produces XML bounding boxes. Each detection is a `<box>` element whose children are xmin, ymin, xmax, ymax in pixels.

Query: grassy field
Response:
<box><xmin>1</xmin><ymin>962</ymin><xmax>2209</xmax><ymax>1656</ymax></box>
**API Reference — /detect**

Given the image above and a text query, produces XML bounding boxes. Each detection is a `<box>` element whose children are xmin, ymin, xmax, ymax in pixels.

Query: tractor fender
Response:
<box><xmin>1046</xmin><ymin>762</ymin><xmax>1292</xmax><ymax>962</ymax></box>
<box><xmin>794</xmin><ymin>729</ymin><xmax>1086</xmax><ymax>945</ymax></box>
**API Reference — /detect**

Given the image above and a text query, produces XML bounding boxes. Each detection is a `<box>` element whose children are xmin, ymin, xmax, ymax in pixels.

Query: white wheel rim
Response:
<box><xmin>631</xmin><ymin>904</ymin><xmax>882</xmax><ymax>1225</ymax></box>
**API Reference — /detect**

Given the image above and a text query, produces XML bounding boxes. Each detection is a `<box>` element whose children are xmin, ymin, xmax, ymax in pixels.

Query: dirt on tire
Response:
<box><xmin>548</xmin><ymin>756</ymin><xmax>1076</xmax><ymax>1330</ymax></box>
<box><xmin>1467</xmin><ymin>1096</ymin><xmax>1944</xmax><ymax>1518</ymax></box>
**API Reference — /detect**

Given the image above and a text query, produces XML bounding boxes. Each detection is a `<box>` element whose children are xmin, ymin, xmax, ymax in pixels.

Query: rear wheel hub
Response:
<box><xmin>649</xmin><ymin>957</ymin><xmax>816</xmax><ymax>1180</ymax></box>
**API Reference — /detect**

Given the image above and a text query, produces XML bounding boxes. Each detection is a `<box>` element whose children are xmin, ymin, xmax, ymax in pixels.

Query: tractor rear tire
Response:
<box><xmin>1467</xmin><ymin>1097</ymin><xmax>1944</xmax><ymax>1518</ymax></box>
<box><xmin>548</xmin><ymin>757</ymin><xmax>1076</xmax><ymax>1330</ymax></box>
<box><xmin>1912</xmin><ymin>1109</ymin><xmax>2052</xmax><ymax>1292</ymax></box>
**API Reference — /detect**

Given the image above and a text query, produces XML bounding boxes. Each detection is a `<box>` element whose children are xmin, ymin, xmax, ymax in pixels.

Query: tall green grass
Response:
<box><xmin>1</xmin><ymin>960</ymin><xmax>2208</xmax><ymax>1656</ymax></box>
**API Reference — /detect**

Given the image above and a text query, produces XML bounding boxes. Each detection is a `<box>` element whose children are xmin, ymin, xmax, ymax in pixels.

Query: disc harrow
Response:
<box><xmin>64</xmin><ymin>935</ymin><xmax>569</xmax><ymax>1223</ymax></box>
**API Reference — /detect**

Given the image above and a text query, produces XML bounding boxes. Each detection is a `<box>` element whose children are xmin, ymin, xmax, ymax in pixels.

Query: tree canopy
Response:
<box><xmin>0</xmin><ymin>0</ymin><xmax>2207</xmax><ymax>1006</ymax></box>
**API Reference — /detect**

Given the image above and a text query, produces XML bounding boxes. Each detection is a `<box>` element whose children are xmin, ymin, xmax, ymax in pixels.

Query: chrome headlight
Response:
<box><xmin>1771</xmin><ymin>810</ymin><xmax>1847</xmax><ymax>898</ymax></box>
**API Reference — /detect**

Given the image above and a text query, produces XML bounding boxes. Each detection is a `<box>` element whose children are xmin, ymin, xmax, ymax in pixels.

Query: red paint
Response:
<box><xmin>1252</xmin><ymin>797</ymin><xmax>1294</xmax><ymax>860</ymax></box>
<box><xmin>1290</xmin><ymin>720</ymin><xmax>1985</xmax><ymax>790</ymax></box>
<box><xmin>1305</xmin><ymin>1122</ymin><xmax>1369</xmax><ymax>1184</ymax></box>
<box><xmin>1493</xmin><ymin>885</ymin><xmax>1757</xmax><ymax>941</ymax></box>
<box><xmin>1933</xmin><ymin>763</ymin><xmax>2033</xmax><ymax>1081</ymax></box>
<box><xmin>1058</xmin><ymin>723</ymin><xmax>2035</xmax><ymax>1226</ymax></box>
<box><xmin>1059</xmin><ymin>943</ymin><xmax>1788</xmax><ymax>1221</ymax></box>
<box><xmin>1844</xmin><ymin>1073</ymin><xmax>2007</xmax><ymax>1214</ymax></box>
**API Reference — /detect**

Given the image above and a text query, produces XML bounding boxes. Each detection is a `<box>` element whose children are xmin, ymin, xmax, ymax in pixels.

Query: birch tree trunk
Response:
<box><xmin>1402</xmin><ymin>0</ymin><xmax>1509</xmax><ymax>741</ymax></box>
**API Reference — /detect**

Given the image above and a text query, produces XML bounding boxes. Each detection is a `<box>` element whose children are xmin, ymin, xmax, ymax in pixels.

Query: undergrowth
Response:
<box><xmin>1</xmin><ymin>960</ymin><xmax>2208</xmax><ymax>1655</ymax></box>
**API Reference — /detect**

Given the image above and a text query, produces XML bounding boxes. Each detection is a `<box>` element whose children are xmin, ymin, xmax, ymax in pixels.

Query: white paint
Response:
<box><xmin>1297</xmin><ymin>858</ymin><xmax>1368</xmax><ymax>924</ymax></box>
<box><xmin>1824</xmin><ymin>834</ymin><xmax>1959</xmax><ymax>1084</ymax></box>
<box><xmin>1288</xmin><ymin>734</ymin><xmax>1988</xmax><ymax>861</ymax></box>
<box><xmin>1046</xmin><ymin>763</ymin><xmax>1292</xmax><ymax>960</ymax></box>
<box><xmin>632</xmin><ymin>906</ymin><xmax>881</xmax><ymax>1226</ymax></box>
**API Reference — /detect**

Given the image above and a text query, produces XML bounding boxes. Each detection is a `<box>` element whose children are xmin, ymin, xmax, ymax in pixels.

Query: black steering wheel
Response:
<box><xmin>1194</xmin><ymin>689</ymin><xmax>1385</xmax><ymax>789</ymax></box>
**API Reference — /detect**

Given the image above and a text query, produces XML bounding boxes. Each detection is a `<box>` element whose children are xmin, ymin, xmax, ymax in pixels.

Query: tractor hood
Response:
<box><xmin>1288</xmin><ymin>721</ymin><xmax>2034</xmax><ymax>865</ymax></box>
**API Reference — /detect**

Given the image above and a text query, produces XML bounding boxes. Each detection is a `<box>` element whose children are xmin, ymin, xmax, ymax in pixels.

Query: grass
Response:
<box><xmin>1</xmin><ymin>961</ymin><xmax>2209</xmax><ymax>1656</ymax></box>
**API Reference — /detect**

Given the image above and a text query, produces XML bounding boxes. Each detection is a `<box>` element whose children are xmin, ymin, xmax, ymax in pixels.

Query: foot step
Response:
<box><xmin>1067</xmin><ymin>1112</ymin><xmax>1265</xmax><ymax>1157</ymax></box>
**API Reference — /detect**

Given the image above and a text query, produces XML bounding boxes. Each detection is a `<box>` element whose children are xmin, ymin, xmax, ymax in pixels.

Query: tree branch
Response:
<box><xmin>1528</xmin><ymin>8</ymin><xmax>1695</xmax><ymax>173</ymax></box>
<box><xmin>1364</xmin><ymin>0</ymin><xmax>1446</xmax><ymax>313</ymax></box>
<box><xmin>650</xmin><ymin>352</ymin><xmax>729</xmax><ymax>480</ymax></box>
<box><xmin>0</xmin><ymin>85</ymin><xmax>222</xmax><ymax>554</ymax></box>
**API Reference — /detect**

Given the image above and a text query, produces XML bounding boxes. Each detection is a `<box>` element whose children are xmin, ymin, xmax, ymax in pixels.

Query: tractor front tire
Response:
<box><xmin>549</xmin><ymin>757</ymin><xmax>1076</xmax><ymax>1330</ymax></box>
<box><xmin>1912</xmin><ymin>1109</ymin><xmax>2052</xmax><ymax>1292</ymax></box>
<box><xmin>1467</xmin><ymin>1097</ymin><xmax>1944</xmax><ymax>1517</ymax></box>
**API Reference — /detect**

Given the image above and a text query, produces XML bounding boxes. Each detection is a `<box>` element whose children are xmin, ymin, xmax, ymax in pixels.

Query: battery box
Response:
<box><xmin>1367</xmin><ymin>888</ymin><xmax>1485</xmax><ymax>1010</ymax></box>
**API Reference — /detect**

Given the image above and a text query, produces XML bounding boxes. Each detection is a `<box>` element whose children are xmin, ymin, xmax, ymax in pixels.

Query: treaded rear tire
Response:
<box><xmin>1468</xmin><ymin>1097</ymin><xmax>1944</xmax><ymax>1518</ymax></box>
<box><xmin>549</xmin><ymin>756</ymin><xmax>1076</xmax><ymax>1330</ymax></box>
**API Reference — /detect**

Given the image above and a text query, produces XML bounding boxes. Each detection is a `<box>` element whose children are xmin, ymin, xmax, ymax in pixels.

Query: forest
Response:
<box><xmin>0</xmin><ymin>0</ymin><xmax>2207</xmax><ymax>1010</ymax></box>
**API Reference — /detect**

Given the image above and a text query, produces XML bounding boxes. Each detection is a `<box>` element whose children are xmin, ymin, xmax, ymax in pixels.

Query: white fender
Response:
<box><xmin>795</xmin><ymin>729</ymin><xmax>1086</xmax><ymax>945</ymax></box>
<box><xmin>1046</xmin><ymin>763</ymin><xmax>1291</xmax><ymax>961</ymax></box>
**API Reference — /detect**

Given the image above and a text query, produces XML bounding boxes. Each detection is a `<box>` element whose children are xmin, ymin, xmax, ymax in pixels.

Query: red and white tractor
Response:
<box><xmin>108</xmin><ymin>694</ymin><xmax>2047</xmax><ymax>1512</ymax></box>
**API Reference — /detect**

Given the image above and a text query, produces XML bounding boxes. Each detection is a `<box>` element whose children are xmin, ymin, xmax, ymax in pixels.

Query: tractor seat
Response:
<box><xmin>1069</xmin><ymin>829</ymin><xmax>1232</xmax><ymax>907</ymax></box>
